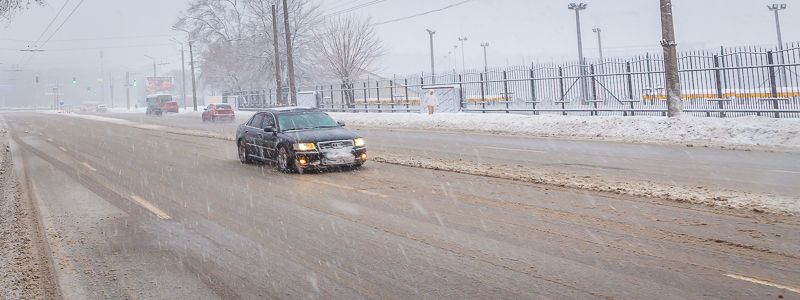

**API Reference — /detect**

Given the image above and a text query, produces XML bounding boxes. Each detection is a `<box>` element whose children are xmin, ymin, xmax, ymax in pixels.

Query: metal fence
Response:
<box><xmin>232</xmin><ymin>43</ymin><xmax>800</xmax><ymax>118</ymax></box>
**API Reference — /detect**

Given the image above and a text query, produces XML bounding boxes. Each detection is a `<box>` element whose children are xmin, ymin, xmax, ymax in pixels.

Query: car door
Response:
<box><xmin>244</xmin><ymin>113</ymin><xmax>265</xmax><ymax>159</ymax></box>
<box><xmin>258</xmin><ymin>112</ymin><xmax>279</xmax><ymax>159</ymax></box>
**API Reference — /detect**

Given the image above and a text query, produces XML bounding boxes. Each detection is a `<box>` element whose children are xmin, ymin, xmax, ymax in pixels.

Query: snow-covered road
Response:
<box><xmin>4</xmin><ymin>112</ymin><xmax>800</xmax><ymax>299</ymax></box>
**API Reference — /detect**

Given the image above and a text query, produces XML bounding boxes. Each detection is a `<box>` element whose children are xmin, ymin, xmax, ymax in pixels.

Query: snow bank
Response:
<box><xmin>329</xmin><ymin>113</ymin><xmax>800</xmax><ymax>151</ymax></box>
<box><xmin>373</xmin><ymin>152</ymin><xmax>800</xmax><ymax>215</ymax></box>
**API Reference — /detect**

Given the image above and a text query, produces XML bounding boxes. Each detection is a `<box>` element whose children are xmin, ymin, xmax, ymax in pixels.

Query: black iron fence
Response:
<box><xmin>232</xmin><ymin>43</ymin><xmax>800</xmax><ymax>118</ymax></box>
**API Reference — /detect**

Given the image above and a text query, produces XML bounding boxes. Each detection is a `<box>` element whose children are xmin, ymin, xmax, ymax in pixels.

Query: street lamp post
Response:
<box><xmin>592</xmin><ymin>28</ymin><xmax>604</xmax><ymax>62</ymax></box>
<box><xmin>568</xmin><ymin>3</ymin><xmax>588</xmax><ymax>101</ymax></box>
<box><xmin>426</xmin><ymin>29</ymin><xmax>436</xmax><ymax>84</ymax></box>
<box><xmin>768</xmin><ymin>4</ymin><xmax>788</xmax><ymax>86</ymax></box>
<box><xmin>768</xmin><ymin>4</ymin><xmax>787</xmax><ymax>50</ymax></box>
<box><xmin>480</xmin><ymin>43</ymin><xmax>489</xmax><ymax>74</ymax></box>
<box><xmin>453</xmin><ymin>45</ymin><xmax>458</xmax><ymax>73</ymax></box>
<box><xmin>458</xmin><ymin>36</ymin><xmax>468</xmax><ymax>73</ymax></box>
<box><xmin>170</xmin><ymin>38</ymin><xmax>188</xmax><ymax>109</ymax></box>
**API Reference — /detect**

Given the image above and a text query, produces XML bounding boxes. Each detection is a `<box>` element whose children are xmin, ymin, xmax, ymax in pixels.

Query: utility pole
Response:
<box><xmin>592</xmin><ymin>28</ymin><xmax>604</xmax><ymax>62</ymax></box>
<box><xmin>426</xmin><ymin>29</ymin><xmax>436</xmax><ymax>84</ymax></box>
<box><xmin>180</xmin><ymin>45</ymin><xmax>187</xmax><ymax>109</ymax></box>
<box><xmin>99</xmin><ymin>51</ymin><xmax>105</xmax><ymax>104</ymax></box>
<box><xmin>480</xmin><ymin>43</ymin><xmax>489</xmax><ymax>74</ymax></box>
<box><xmin>110</xmin><ymin>74</ymin><xmax>114</xmax><ymax>108</ymax></box>
<box><xmin>458</xmin><ymin>37</ymin><xmax>468</xmax><ymax>73</ymax></box>
<box><xmin>125</xmin><ymin>71</ymin><xmax>131</xmax><ymax>110</ymax></box>
<box><xmin>568</xmin><ymin>3</ymin><xmax>588</xmax><ymax>102</ymax></box>
<box><xmin>189</xmin><ymin>41</ymin><xmax>199</xmax><ymax>111</ymax></box>
<box><xmin>768</xmin><ymin>4</ymin><xmax>788</xmax><ymax>86</ymax></box>
<box><xmin>660</xmin><ymin>0</ymin><xmax>682</xmax><ymax>117</ymax></box>
<box><xmin>453</xmin><ymin>45</ymin><xmax>458</xmax><ymax>73</ymax></box>
<box><xmin>281</xmin><ymin>0</ymin><xmax>297</xmax><ymax>105</ymax></box>
<box><xmin>272</xmin><ymin>4</ymin><xmax>284</xmax><ymax>105</ymax></box>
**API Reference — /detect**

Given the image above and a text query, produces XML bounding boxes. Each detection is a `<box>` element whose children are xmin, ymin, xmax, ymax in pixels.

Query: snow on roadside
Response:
<box><xmin>329</xmin><ymin>113</ymin><xmax>800</xmax><ymax>151</ymax></box>
<box><xmin>373</xmin><ymin>152</ymin><xmax>800</xmax><ymax>215</ymax></box>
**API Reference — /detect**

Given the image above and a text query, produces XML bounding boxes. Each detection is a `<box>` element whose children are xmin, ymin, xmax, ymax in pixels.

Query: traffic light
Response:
<box><xmin>132</xmin><ymin>79</ymin><xmax>138</xmax><ymax>87</ymax></box>
<box><xmin>35</xmin><ymin>76</ymin><xmax>39</xmax><ymax>83</ymax></box>
<box><xmin>72</xmin><ymin>77</ymin><xmax>77</xmax><ymax>84</ymax></box>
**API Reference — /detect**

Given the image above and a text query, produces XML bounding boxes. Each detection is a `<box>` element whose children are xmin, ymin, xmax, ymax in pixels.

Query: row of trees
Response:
<box><xmin>175</xmin><ymin>0</ymin><xmax>383</xmax><ymax>105</ymax></box>
<box><xmin>0</xmin><ymin>0</ymin><xmax>44</xmax><ymax>20</ymax></box>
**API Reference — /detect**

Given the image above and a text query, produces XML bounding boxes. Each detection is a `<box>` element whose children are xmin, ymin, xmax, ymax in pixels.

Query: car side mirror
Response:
<box><xmin>337</xmin><ymin>121</ymin><xmax>345</xmax><ymax>127</ymax></box>
<box><xmin>264</xmin><ymin>126</ymin><xmax>276</xmax><ymax>133</ymax></box>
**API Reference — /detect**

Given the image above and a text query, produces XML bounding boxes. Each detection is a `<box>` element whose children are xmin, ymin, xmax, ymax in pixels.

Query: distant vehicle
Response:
<box><xmin>202</xmin><ymin>103</ymin><xmax>235</xmax><ymax>122</ymax></box>
<box><xmin>145</xmin><ymin>94</ymin><xmax>171</xmax><ymax>116</ymax></box>
<box><xmin>235</xmin><ymin>107</ymin><xmax>367</xmax><ymax>173</ymax></box>
<box><xmin>163</xmin><ymin>101</ymin><xmax>179</xmax><ymax>113</ymax></box>
<box><xmin>96</xmin><ymin>104</ymin><xmax>107</xmax><ymax>113</ymax></box>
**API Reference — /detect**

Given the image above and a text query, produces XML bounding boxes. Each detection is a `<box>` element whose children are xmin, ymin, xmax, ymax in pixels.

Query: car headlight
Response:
<box><xmin>354</xmin><ymin>138</ymin><xmax>366</xmax><ymax>147</ymax></box>
<box><xmin>293</xmin><ymin>143</ymin><xmax>316</xmax><ymax>151</ymax></box>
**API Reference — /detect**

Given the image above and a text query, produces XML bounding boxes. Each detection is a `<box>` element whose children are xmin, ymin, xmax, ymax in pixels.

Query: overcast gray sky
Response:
<box><xmin>0</xmin><ymin>0</ymin><xmax>798</xmax><ymax>101</ymax></box>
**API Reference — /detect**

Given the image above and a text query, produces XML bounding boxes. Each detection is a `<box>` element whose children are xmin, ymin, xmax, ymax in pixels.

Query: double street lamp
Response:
<box><xmin>568</xmin><ymin>2</ymin><xmax>589</xmax><ymax>101</ymax></box>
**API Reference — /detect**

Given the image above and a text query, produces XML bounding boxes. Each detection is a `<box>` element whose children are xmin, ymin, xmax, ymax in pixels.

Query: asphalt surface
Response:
<box><xmin>101</xmin><ymin>112</ymin><xmax>800</xmax><ymax>198</ymax></box>
<box><xmin>4</xmin><ymin>112</ymin><xmax>800</xmax><ymax>299</ymax></box>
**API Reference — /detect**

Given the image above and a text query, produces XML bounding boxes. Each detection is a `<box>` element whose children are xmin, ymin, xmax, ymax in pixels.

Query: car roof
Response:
<box><xmin>264</xmin><ymin>106</ymin><xmax>320</xmax><ymax>114</ymax></box>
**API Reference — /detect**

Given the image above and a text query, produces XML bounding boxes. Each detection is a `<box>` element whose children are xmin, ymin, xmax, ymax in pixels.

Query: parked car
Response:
<box><xmin>202</xmin><ymin>103</ymin><xmax>235</xmax><ymax>122</ymax></box>
<box><xmin>96</xmin><ymin>104</ymin><xmax>107</xmax><ymax>113</ymax></box>
<box><xmin>235</xmin><ymin>107</ymin><xmax>367</xmax><ymax>173</ymax></box>
<box><xmin>163</xmin><ymin>101</ymin><xmax>179</xmax><ymax>113</ymax></box>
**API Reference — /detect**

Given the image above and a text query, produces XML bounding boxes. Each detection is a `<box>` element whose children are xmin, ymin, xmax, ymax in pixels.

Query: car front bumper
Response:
<box><xmin>294</xmin><ymin>147</ymin><xmax>367</xmax><ymax>169</ymax></box>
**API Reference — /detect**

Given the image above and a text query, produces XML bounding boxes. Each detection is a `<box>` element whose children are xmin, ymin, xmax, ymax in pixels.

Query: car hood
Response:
<box><xmin>284</xmin><ymin>127</ymin><xmax>359</xmax><ymax>143</ymax></box>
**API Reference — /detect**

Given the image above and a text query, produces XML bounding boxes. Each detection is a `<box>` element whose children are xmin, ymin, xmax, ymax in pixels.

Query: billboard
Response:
<box><xmin>146</xmin><ymin>77</ymin><xmax>174</xmax><ymax>93</ymax></box>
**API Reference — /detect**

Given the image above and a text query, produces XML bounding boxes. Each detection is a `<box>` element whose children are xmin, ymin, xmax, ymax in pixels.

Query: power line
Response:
<box><xmin>322</xmin><ymin>0</ymin><xmax>391</xmax><ymax>18</ymax></box>
<box><xmin>38</xmin><ymin>0</ymin><xmax>88</xmax><ymax>49</ymax></box>
<box><xmin>374</xmin><ymin>0</ymin><xmax>475</xmax><ymax>26</ymax></box>
<box><xmin>31</xmin><ymin>0</ymin><xmax>72</xmax><ymax>46</ymax></box>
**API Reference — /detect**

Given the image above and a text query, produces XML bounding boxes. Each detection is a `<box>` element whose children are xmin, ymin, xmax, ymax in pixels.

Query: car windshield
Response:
<box><xmin>216</xmin><ymin>104</ymin><xmax>231</xmax><ymax>109</ymax></box>
<box><xmin>278</xmin><ymin>112</ymin><xmax>337</xmax><ymax>131</ymax></box>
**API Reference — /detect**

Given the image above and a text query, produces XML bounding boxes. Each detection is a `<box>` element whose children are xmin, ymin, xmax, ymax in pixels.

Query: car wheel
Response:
<box><xmin>238</xmin><ymin>140</ymin><xmax>251</xmax><ymax>164</ymax></box>
<box><xmin>276</xmin><ymin>146</ymin><xmax>300</xmax><ymax>173</ymax></box>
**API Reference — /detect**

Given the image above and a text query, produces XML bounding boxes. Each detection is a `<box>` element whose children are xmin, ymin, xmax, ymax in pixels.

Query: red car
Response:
<box><xmin>202</xmin><ymin>103</ymin><xmax>235</xmax><ymax>122</ymax></box>
<box><xmin>163</xmin><ymin>101</ymin><xmax>180</xmax><ymax>113</ymax></box>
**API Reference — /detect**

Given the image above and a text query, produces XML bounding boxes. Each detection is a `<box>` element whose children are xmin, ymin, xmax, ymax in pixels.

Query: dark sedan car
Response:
<box><xmin>236</xmin><ymin>108</ymin><xmax>367</xmax><ymax>173</ymax></box>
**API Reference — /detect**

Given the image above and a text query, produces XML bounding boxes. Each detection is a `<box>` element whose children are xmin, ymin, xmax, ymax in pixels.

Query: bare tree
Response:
<box><xmin>314</xmin><ymin>15</ymin><xmax>382</xmax><ymax>107</ymax></box>
<box><xmin>176</xmin><ymin>0</ymin><xmax>323</xmax><ymax>93</ymax></box>
<box><xmin>0</xmin><ymin>0</ymin><xmax>44</xmax><ymax>20</ymax></box>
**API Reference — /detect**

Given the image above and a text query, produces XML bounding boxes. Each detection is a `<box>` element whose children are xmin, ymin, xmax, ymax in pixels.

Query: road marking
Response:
<box><xmin>770</xmin><ymin>169</ymin><xmax>800</xmax><ymax>174</ymax></box>
<box><xmin>358</xmin><ymin>190</ymin><xmax>389</xmax><ymax>198</ymax></box>
<box><xmin>308</xmin><ymin>179</ymin><xmax>389</xmax><ymax>198</ymax></box>
<box><xmin>58</xmin><ymin>146</ymin><xmax>67</xmax><ymax>152</ymax></box>
<box><xmin>482</xmin><ymin>146</ymin><xmax>547</xmax><ymax>154</ymax></box>
<box><xmin>130</xmin><ymin>195</ymin><xmax>172</xmax><ymax>220</ymax></box>
<box><xmin>725</xmin><ymin>274</ymin><xmax>800</xmax><ymax>294</ymax></box>
<box><xmin>81</xmin><ymin>162</ymin><xmax>97</xmax><ymax>172</ymax></box>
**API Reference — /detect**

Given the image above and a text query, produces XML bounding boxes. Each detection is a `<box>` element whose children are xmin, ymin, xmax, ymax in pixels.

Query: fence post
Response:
<box><xmin>405</xmin><ymin>78</ymin><xmax>410</xmax><ymax>112</ymax></box>
<box><xmin>376</xmin><ymin>81</ymin><xmax>381</xmax><ymax>113</ymax></box>
<box><xmin>558</xmin><ymin>66</ymin><xmax>566</xmax><ymax>101</ymax></box>
<box><xmin>625</xmin><ymin>62</ymin><xmax>634</xmax><ymax>100</ymax></box>
<box><xmin>590</xmin><ymin>64</ymin><xmax>598</xmax><ymax>116</ymax></box>
<box><xmin>458</xmin><ymin>74</ymin><xmax>464</xmax><ymax>109</ymax></box>
<box><xmin>767</xmin><ymin>51</ymin><xmax>780</xmax><ymax>118</ymax></box>
<box><xmin>363</xmin><ymin>82</ymin><xmax>368</xmax><ymax>112</ymax></box>
<box><xmin>389</xmin><ymin>80</ymin><xmax>395</xmax><ymax>111</ymax></box>
<box><xmin>479</xmin><ymin>73</ymin><xmax>486</xmax><ymax>113</ymax></box>
<box><xmin>503</xmin><ymin>70</ymin><xmax>510</xmax><ymax>113</ymax></box>
<box><xmin>713</xmin><ymin>55</ymin><xmax>726</xmax><ymax>117</ymax></box>
<box><xmin>529</xmin><ymin>68</ymin><xmax>538</xmax><ymax>115</ymax></box>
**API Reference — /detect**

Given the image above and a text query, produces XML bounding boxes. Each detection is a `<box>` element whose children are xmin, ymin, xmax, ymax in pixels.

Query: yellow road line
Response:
<box><xmin>130</xmin><ymin>195</ymin><xmax>172</xmax><ymax>220</ymax></box>
<box><xmin>725</xmin><ymin>274</ymin><xmax>800</xmax><ymax>294</ymax></box>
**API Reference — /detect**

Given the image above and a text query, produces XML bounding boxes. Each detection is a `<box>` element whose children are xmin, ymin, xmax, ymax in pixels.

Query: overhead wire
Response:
<box><xmin>374</xmin><ymin>0</ymin><xmax>475</xmax><ymax>26</ymax></box>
